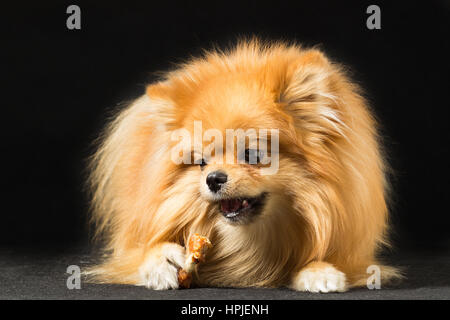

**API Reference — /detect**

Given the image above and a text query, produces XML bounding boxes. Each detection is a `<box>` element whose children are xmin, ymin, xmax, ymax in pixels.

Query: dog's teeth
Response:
<box><xmin>242</xmin><ymin>199</ymin><xmax>249</xmax><ymax>208</ymax></box>
<box><xmin>226</xmin><ymin>212</ymin><xmax>239</xmax><ymax>218</ymax></box>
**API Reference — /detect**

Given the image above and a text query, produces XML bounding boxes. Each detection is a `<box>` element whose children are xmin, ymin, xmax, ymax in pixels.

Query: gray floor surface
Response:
<box><xmin>0</xmin><ymin>247</ymin><xmax>449</xmax><ymax>300</ymax></box>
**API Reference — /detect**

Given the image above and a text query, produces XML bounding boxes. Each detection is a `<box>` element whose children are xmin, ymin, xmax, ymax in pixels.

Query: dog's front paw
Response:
<box><xmin>290</xmin><ymin>262</ymin><xmax>347</xmax><ymax>293</ymax></box>
<box><xmin>138</xmin><ymin>242</ymin><xmax>186</xmax><ymax>290</ymax></box>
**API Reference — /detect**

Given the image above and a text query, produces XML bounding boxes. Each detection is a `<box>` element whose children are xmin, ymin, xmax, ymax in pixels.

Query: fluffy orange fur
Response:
<box><xmin>86</xmin><ymin>40</ymin><xmax>400</xmax><ymax>290</ymax></box>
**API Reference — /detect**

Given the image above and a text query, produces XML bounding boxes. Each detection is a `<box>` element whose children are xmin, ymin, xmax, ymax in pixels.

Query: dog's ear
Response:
<box><xmin>279</xmin><ymin>50</ymin><xmax>334</xmax><ymax>104</ymax></box>
<box><xmin>146</xmin><ymin>82</ymin><xmax>178</xmax><ymax>129</ymax></box>
<box><xmin>278</xmin><ymin>49</ymin><xmax>347</xmax><ymax>139</ymax></box>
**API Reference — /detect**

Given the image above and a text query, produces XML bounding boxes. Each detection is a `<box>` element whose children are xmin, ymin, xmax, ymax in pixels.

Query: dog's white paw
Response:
<box><xmin>290</xmin><ymin>262</ymin><xmax>347</xmax><ymax>293</ymax></box>
<box><xmin>138</xmin><ymin>243</ymin><xmax>186</xmax><ymax>290</ymax></box>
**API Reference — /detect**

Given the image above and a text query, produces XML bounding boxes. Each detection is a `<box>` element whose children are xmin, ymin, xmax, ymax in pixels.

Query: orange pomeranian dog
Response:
<box><xmin>86</xmin><ymin>39</ymin><xmax>400</xmax><ymax>292</ymax></box>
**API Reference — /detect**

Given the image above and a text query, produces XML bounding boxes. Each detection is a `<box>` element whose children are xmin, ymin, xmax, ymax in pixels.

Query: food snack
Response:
<box><xmin>177</xmin><ymin>233</ymin><xmax>212</xmax><ymax>288</ymax></box>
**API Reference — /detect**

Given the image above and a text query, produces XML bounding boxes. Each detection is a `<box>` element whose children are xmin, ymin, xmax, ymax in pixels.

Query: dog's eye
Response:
<box><xmin>199</xmin><ymin>158</ymin><xmax>207</xmax><ymax>169</ymax></box>
<box><xmin>244</xmin><ymin>149</ymin><xmax>261</xmax><ymax>164</ymax></box>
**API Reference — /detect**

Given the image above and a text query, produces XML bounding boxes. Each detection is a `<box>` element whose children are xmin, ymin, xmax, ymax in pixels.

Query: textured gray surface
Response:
<box><xmin>0</xmin><ymin>248</ymin><xmax>449</xmax><ymax>300</ymax></box>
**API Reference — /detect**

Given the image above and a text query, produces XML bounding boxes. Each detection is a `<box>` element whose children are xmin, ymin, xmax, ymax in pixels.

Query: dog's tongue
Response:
<box><xmin>221</xmin><ymin>199</ymin><xmax>242</xmax><ymax>213</ymax></box>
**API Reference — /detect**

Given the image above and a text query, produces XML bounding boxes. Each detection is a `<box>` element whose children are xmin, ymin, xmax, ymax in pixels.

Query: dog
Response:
<box><xmin>86</xmin><ymin>39</ymin><xmax>400</xmax><ymax>292</ymax></box>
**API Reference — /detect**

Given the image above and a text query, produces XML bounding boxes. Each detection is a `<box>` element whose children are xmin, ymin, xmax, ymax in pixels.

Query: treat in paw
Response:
<box><xmin>177</xmin><ymin>233</ymin><xmax>212</xmax><ymax>288</ymax></box>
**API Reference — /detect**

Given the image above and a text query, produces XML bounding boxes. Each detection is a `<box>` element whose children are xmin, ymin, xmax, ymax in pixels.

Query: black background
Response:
<box><xmin>2</xmin><ymin>1</ymin><xmax>449</xmax><ymax>253</ymax></box>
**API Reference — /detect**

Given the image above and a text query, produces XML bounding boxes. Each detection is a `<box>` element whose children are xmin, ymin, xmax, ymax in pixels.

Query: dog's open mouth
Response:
<box><xmin>219</xmin><ymin>193</ymin><xmax>267</xmax><ymax>223</ymax></box>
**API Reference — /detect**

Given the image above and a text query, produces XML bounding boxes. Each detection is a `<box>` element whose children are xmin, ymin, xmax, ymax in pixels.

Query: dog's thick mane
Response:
<box><xmin>86</xmin><ymin>39</ymin><xmax>400</xmax><ymax>287</ymax></box>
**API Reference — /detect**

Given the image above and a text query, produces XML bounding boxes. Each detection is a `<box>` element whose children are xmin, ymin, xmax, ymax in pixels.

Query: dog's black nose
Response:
<box><xmin>206</xmin><ymin>171</ymin><xmax>228</xmax><ymax>193</ymax></box>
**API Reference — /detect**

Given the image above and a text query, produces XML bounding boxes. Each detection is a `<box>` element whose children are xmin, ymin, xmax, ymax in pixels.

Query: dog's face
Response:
<box><xmin>152</xmin><ymin>73</ymin><xmax>307</xmax><ymax>226</ymax></box>
<box><xmin>145</xmin><ymin>47</ymin><xmax>344</xmax><ymax>228</ymax></box>
<box><xmin>192</xmin><ymin>83</ymin><xmax>295</xmax><ymax>226</ymax></box>
<box><xmin>188</xmin><ymin>80</ymin><xmax>261</xmax><ymax>225</ymax></box>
